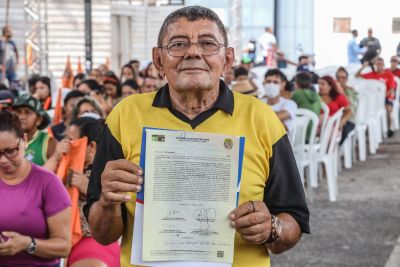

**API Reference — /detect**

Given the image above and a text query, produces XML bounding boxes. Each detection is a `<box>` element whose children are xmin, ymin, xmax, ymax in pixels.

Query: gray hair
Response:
<box><xmin>157</xmin><ymin>6</ymin><xmax>228</xmax><ymax>47</ymax></box>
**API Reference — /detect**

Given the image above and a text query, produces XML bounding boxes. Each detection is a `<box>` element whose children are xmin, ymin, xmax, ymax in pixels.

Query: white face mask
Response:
<box><xmin>264</xmin><ymin>83</ymin><xmax>281</xmax><ymax>98</ymax></box>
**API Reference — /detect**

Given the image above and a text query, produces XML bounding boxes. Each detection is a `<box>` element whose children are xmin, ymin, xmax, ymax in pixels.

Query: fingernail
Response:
<box><xmin>230</xmin><ymin>221</ymin><xmax>235</xmax><ymax>227</ymax></box>
<box><xmin>229</xmin><ymin>213</ymin><xmax>235</xmax><ymax>220</ymax></box>
<box><xmin>124</xmin><ymin>195</ymin><xmax>131</xmax><ymax>201</ymax></box>
<box><xmin>137</xmin><ymin>185</ymin><xmax>142</xmax><ymax>192</ymax></box>
<box><xmin>137</xmin><ymin>169</ymin><xmax>143</xmax><ymax>175</ymax></box>
<box><xmin>138</xmin><ymin>177</ymin><xmax>143</xmax><ymax>184</ymax></box>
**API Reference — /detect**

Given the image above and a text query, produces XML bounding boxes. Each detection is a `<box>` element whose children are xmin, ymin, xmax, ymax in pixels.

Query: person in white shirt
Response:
<box><xmin>261</xmin><ymin>69</ymin><xmax>297</xmax><ymax>136</ymax></box>
<box><xmin>258</xmin><ymin>27</ymin><xmax>277</xmax><ymax>66</ymax></box>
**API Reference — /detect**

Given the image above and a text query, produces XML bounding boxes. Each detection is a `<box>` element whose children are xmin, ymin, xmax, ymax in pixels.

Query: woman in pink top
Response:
<box><xmin>0</xmin><ymin>110</ymin><xmax>71</xmax><ymax>267</ymax></box>
<box><xmin>318</xmin><ymin>75</ymin><xmax>354</xmax><ymax>145</ymax></box>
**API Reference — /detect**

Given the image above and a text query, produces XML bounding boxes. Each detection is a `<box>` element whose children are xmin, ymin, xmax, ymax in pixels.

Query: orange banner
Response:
<box><xmin>56</xmin><ymin>137</ymin><xmax>88</xmax><ymax>246</ymax></box>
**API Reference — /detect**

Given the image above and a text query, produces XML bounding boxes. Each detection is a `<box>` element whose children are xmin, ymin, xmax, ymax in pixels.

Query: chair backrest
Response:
<box><xmin>367</xmin><ymin>79</ymin><xmax>386</xmax><ymax>111</ymax></box>
<box><xmin>355</xmin><ymin>94</ymin><xmax>368</xmax><ymax>125</ymax></box>
<box><xmin>318</xmin><ymin>108</ymin><xmax>344</xmax><ymax>156</ymax></box>
<box><xmin>347</xmin><ymin>78</ymin><xmax>368</xmax><ymax>93</ymax></box>
<box><xmin>394</xmin><ymin>77</ymin><xmax>400</xmax><ymax>104</ymax></box>
<box><xmin>315</xmin><ymin>65</ymin><xmax>340</xmax><ymax>77</ymax></box>
<box><xmin>345</xmin><ymin>64</ymin><xmax>362</xmax><ymax>78</ymax></box>
<box><xmin>291</xmin><ymin>114</ymin><xmax>311</xmax><ymax>158</ymax></box>
<box><xmin>295</xmin><ymin>108</ymin><xmax>320</xmax><ymax>145</ymax></box>
<box><xmin>364</xmin><ymin>84</ymin><xmax>380</xmax><ymax>118</ymax></box>
<box><xmin>320</xmin><ymin>102</ymin><xmax>330</xmax><ymax>137</ymax></box>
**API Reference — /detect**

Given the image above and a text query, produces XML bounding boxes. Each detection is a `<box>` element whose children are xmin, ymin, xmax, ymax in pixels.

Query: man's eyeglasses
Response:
<box><xmin>0</xmin><ymin>139</ymin><xmax>22</xmax><ymax>159</ymax></box>
<box><xmin>159</xmin><ymin>40</ymin><xmax>225</xmax><ymax>57</ymax></box>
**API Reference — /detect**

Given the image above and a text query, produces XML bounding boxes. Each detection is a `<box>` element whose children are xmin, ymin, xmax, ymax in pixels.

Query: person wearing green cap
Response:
<box><xmin>12</xmin><ymin>94</ymin><xmax>57</xmax><ymax>166</ymax></box>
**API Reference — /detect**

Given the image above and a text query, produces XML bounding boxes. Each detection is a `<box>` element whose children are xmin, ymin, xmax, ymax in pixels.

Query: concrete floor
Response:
<box><xmin>271</xmin><ymin>130</ymin><xmax>400</xmax><ymax>267</ymax></box>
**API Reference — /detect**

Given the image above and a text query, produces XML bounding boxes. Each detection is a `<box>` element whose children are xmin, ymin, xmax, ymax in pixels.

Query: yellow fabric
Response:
<box><xmin>106</xmin><ymin>91</ymin><xmax>286</xmax><ymax>267</ymax></box>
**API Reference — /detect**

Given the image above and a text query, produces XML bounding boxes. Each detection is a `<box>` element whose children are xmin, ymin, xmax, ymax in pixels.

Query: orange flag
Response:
<box><xmin>62</xmin><ymin>55</ymin><xmax>74</xmax><ymax>89</ymax></box>
<box><xmin>52</xmin><ymin>88</ymin><xmax>63</xmax><ymax>125</ymax></box>
<box><xmin>42</xmin><ymin>96</ymin><xmax>52</xmax><ymax>111</ymax></box>
<box><xmin>77</xmin><ymin>57</ymin><xmax>84</xmax><ymax>74</ymax></box>
<box><xmin>56</xmin><ymin>137</ymin><xmax>88</xmax><ymax>246</ymax></box>
<box><xmin>26</xmin><ymin>43</ymin><xmax>33</xmax><ymax>66</ymax></box>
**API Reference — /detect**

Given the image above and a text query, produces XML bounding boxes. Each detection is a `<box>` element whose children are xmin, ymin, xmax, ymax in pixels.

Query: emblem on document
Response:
<box><xmin>223</xmin><ymin>138</ymin><xmax>233</xmax><ymax>150</ymax></box>
<box><xmin>152</xmin><ymin>135</ymin><xmax>165</xmax><ymax>142</ymax></box>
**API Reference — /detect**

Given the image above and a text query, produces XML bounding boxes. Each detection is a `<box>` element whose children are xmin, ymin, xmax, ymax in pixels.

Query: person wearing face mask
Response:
<box><xmin>262</xmin><ymin>69</ymin><xmax>297</xmax><ymax>136</ymax></box>
<box><xmin>296</xmin><ymin>55</ymin><xmax>319</xmax><ymax>84</ymax></box>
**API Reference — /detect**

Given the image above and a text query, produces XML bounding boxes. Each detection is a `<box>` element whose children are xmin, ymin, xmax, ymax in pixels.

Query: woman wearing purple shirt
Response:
<box><xmin>0</xmin><ymin>110</ymin><xmax>71</xmax><ymax>267</ymax></box>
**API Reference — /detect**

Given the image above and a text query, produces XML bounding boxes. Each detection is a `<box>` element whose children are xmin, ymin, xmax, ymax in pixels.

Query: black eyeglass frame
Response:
<box><xmin>0</xmin><ymin>139</ymin><xmax>22</xmax><ymax>160</ymax></box>
<box><xmin>158</xmin><ymin>40</ymin><xmax>226</xmax><ymax>57</ymax></box>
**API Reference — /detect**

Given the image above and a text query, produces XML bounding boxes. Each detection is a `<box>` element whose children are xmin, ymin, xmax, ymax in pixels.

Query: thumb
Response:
<box><xmin>2</xmin><ymin>231</ymin><xmax>17</xmax><ymax>238</ymax></box>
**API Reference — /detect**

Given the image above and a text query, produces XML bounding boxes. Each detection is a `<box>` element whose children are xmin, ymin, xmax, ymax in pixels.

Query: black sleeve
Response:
<box><xmin>263</xmin><ymin>134</ymin><xmax>310</xmax><ymax>234</ymax></box>
<box><xmin>83</xmin><ymin>125</ymin><xmax>127</xmax><ymax>224</ymax></box>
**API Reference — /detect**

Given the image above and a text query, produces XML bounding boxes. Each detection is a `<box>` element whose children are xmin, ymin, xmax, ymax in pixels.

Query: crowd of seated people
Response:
<box><xmin>229</xmin><ymin>53</ymin><xmax>399</xmax><ymax>142</ymax></box>
<box><xmin>0</xmin><ymin>59</ymin><xmax>167</xmax><ymax>266</ymax></box>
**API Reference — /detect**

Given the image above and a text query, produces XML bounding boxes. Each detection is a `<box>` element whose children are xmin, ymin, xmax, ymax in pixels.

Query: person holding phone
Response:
<box><xmin>0</xmin><ymin>110</ymin><xmax>71</xmax><ymax>267</ymax></box>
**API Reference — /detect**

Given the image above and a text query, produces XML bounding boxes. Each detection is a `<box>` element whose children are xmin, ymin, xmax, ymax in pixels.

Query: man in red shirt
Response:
<box><xmin>356</xmin><ymin>57</ymin><xmax>396</xmax><ymax>137</ymax></box>
<box><xmin>387</xmin><ymin>55</ymin><xmax>400</xmax><ymax>79</ymax></box>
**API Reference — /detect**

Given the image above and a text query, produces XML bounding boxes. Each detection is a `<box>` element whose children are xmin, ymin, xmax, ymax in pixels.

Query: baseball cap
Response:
<box><xmin>0</xmin><ymin>90</ymin><xmax>14</xmax><ymax>106</ymax></box>
<box><xmin>12</xmin><ymin>94</ymin><xmax>51</xmax><ymax>130</ymax></box>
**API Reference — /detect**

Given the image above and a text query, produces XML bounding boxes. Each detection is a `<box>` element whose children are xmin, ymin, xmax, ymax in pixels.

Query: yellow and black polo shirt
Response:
<box><xmin>84</xmin><ymin>80</ymin><xmax>310</xmax><ymax>267</ymax></box>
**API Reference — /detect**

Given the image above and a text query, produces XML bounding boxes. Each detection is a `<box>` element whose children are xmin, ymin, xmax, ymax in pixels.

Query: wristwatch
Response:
<box><xmin>25</xmin><ymin>237</ymin><xmax>37</xmax><ymax>254</ymax></box>
<box><xmin>264</xmin><ymin>215</ymin><xmax>282</xmax><ymax>244</ymax></box>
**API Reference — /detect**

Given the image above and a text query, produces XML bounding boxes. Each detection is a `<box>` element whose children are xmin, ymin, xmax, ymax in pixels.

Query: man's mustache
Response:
<box><xmin>178</xmin><ymin>61</ymin><xmax>210</xmax><ymax>71</ymax></box>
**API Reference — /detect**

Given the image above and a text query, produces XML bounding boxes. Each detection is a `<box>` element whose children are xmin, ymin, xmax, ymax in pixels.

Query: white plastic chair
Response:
<box><xmin>320</xmin><ymin>102</ymin><xmax>330</xmax><ymax>138</ymax></box>
<box><xmin>345</xmin><ymin>64</ymin><xmax>362</xmax><ymax>78</ymax></box>
<box><xmin>292</xmin><ymin>109</ymin><xmax>319</xmax><ymax>186</ymax></box>
<box><xmin>392</xmin><ymin>77</ymin><xmax>400</xmax><ymax>130</ymax></box>
<box><xmin>367</xmin><ymin>80</ymin><xmax>388</xmax><ymax>142</ymax></box>
<box><xmin>341</xmin><ymin>128</ymin><xmax>355</xmax><ymax>169</ymax></box>
<box><xmin>354</xmin><ymin>94</ymin><xmax>368</xmax><ymax>161</ymax></box>
<box><xmin>348</xmin><ymin>78</ymin><xmax>381</xmax><ymax>154</ymax></box>
<box><xmin>315</xmin><ymin>65</ymin><xmax>340</xmax><ymax>77</ymax></box>
<box><xmin>310</xmin><ymin>108</ymin><xmax>344</xmax><ymax>202</ymax></box>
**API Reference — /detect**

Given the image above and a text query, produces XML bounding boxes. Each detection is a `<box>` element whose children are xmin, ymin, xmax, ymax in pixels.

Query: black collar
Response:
<box><xmin>152</xmin><ymin>80</ymin><xmax>234</xmax><ymax>129</ymax></box>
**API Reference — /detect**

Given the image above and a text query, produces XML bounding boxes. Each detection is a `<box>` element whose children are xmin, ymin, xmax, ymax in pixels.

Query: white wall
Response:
<box><xmin>314</xmin><ymin>0</ymin><xmax>400</xmax><ymax>68</ymax></box>
<box><xmin>277</xmin><ymin>0</ymin><xmax>314</xmax><ymax>64</ymax></box>
<box><xmin>111</xmin><ymin>4</ymin><xmax>183</xmax><ymax>70</ymax></box>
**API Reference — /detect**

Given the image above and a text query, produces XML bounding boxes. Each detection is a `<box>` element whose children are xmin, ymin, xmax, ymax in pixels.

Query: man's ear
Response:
<box><xmin>152</xmin><ymin>47</ymin><xmax>165</xmax><ymax>78</ymax></box>
<box><xmin>223</xmin><ymin>47</ymin><xmax>235</xmax><ymax>77</ymax></box>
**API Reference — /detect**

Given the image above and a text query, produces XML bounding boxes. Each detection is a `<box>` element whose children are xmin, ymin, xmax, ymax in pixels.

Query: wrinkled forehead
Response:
<box><xmin>162</xmin><ymin>18</ymin><xmax>224</xmax><ymax>44</ymax></box>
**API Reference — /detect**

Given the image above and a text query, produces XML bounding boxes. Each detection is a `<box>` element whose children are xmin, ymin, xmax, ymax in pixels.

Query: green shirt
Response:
<box><xmin>291</xmin><ymin>88</ymin><xmax>322</xmax><ymax>116</ymax></box>
<box><xmin>344</xmin><ymin>86</ymin><xmax>358</xmax><ymax>123</ymax></box>
<box><xmin>25</xmin><ymin>131</ymin><xmax>49</xmax><ymax>166</ymax></box>
<box><xmin>292</xmin><ymin>89</ymin><xmax>322</xmax><ymax>140</ymax></box>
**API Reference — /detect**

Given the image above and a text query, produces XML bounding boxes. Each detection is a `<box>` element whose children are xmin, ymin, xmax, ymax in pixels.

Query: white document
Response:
<box><xmin>131</xmin><ymin>129</ymin><xmax>245</xmax><ymax>266</ymax></box>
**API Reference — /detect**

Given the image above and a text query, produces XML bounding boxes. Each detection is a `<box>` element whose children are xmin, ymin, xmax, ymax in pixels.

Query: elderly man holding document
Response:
<box><xmin>84</xmin><ymin>6</ymin><xmax>309</xmax><ymax>267</ymax></box>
